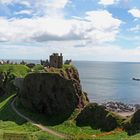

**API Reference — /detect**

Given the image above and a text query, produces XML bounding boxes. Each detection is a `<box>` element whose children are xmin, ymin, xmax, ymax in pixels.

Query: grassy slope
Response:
<box><xmin>17</xmin><ymin>101</ymin><xmax>140</xmax><ymax>140</ymax></box>
<box><xmin>0</xmin><ymin>94</ymin><xmax>63</xmax><ymax>140</ymax></box>
<box><xmin>0</xmin><ymin>64</ymin><xmax>30</xmax><ymax>77</ymax></box>
<box><xmin>0</xmin><ymin>65</ymin><xmax>62</xmax><ymax>139</ymax></box>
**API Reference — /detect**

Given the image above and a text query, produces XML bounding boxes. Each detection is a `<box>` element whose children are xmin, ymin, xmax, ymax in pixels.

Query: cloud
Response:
<box><xmin>31</xmin><ymin>0</ymin><xmax>70</xmax><ymax>17</ymax></box>
<box><xmin>18</xmin><ymin>1</ymin><xmax>31</xmax><ymax>7</ymax></box>
<box><xmin>15</xmin><ymin>10</ymin><xmax>32</xmax><ymax>15</ymax></box>
<box><xmin>0</xmin><ymin>0</ymin><xmax>139</xmax><ymax>61</ymax></box>
<box><xmin>0</xmin><ymin>10</ymin><xmax>122</xmax><ymax>45</ymax></box>
<box><xmin>98</xmin><ymin>0</ymin><xmax>119</xmax><ymax>6</ymax></box>
<box><xmin>32</xmin><ymin>30</ymin><xmax>84</xmax><ymax>42</ymax></box>
<box><xmin>84</xmin><ymin>10</ymin><xmax>122</xmax><ymax>43</ymax></box>
<box><xmin>0</xmin><ymin>0</ymin><xmax>69</xmax><ymax>8</ymax></box>
<box><xmin>128</xmin><ymin>8</ymin><xmax>140</xmax><ymax>18</ymax></box>
<box><xmin>129</xmin><ymin>25</ymin><xmax>140</xmax><ymax>32</ymax></box>
<box><xmin>0</xmin><ymin>0</ymin><xmax>14</xmax><ymax>4</ymax></box>
<box><xmin>44</xmin><ymin>0</ymin><xmax>69</xmax><ymax>9</ymax></box>
<box><xmin>1</xmin><ymin>42</ymin><xmax>140</xmax><ymax>62</ymax></box>
<box><xmin>0</xmin><ymin>0</ymin><xmax>70</xmax><ymax>17</ymax></box>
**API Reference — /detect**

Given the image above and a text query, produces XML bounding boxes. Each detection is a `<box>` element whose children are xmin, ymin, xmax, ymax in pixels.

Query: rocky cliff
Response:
<box><xmin>18</xmin><ymin>65</ymin><xmax>89</xmax><ymax>121</ymax></box>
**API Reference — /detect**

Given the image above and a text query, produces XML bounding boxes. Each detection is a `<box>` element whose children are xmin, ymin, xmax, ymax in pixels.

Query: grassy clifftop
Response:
<box><xmin>0</xmin><ymin>64</ymin><xmax>30</xmax><ymax>78</ymax></box>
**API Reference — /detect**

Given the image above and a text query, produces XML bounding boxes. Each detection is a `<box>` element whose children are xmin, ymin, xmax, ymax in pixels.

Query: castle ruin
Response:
<box><xmin>49</xmin><ymin>53</ymin><xmax>63</xmax><ymax>68</ymax></box>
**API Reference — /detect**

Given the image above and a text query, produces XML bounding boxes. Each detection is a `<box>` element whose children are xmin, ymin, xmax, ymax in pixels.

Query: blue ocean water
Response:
<box><xmin>73</xmin><ymin>61</ymin><xmax>140</xmax><ymax>104</ymax></box>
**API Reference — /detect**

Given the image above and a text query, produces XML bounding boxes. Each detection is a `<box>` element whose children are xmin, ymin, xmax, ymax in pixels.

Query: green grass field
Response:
<box><xmin>0</xmin><ymin>94</ymin><xmax>63</xmax><ymax>140</ymax></box>
<box><xmin>15</xmin><ymin>97</ymin><xmax>140</xmax><ymax>140</ymax></box>
<box><xmin>0</xmin><ymin>97</ymin><xmax>140</xmax><ymax>140</ymax></box>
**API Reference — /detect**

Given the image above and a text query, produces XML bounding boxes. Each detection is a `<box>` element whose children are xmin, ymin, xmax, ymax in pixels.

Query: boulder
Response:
<box><xmin>124</xmin><ymin>109</ymin><xmax>140</xmax><ymax>135</ymax></box>
<box><xmin>76</xmin><ymin>103</ymin><xmax>123</xmax><ymax>131</ymax></box>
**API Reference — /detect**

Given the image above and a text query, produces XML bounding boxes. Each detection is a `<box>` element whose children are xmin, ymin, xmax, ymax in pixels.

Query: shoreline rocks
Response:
<box><xmin>102</xmin><ymin>101</ymin><xmax>140</xmax><ymax>114</ymax></box>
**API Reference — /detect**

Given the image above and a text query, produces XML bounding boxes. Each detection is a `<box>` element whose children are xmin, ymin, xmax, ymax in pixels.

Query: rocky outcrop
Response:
<box><xmin>124</xmin><ymin>109</ymin><xmax>140</xmax><ymax>135</ymax></box>
<box><xmin>0</xmin><ymin>71</ymin><xmax>16</xmax><ymax>95</ymax></box>
<box><xmin>19</xmin><ymin>66</ymin><xmax>89</xmax><ymax>122</ymax></box>
<box><xmin>76</xmin><ymin>103</ymin><xmax>123</xmax><ymax>131</ymax></box>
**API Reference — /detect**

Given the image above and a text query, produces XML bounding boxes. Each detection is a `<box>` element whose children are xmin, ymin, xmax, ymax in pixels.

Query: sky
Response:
<box><xmin>0</xmin><ymin>0</ymin><xmax>140</xmax><ymax>61</ymax></box>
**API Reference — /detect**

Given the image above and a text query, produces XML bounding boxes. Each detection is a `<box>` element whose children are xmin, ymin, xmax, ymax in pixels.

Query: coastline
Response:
<box><xmin>102</xmin><ymin>101</ymin><xmax>140</xmax><ymax>117</ymax></box>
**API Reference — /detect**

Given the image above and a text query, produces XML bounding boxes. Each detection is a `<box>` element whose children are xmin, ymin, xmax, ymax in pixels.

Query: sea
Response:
<box><xmin>6</xmin><ymin>60</ymin><xmax>140</xmax><ymax>104</ymax></box>
<box><xmin>73</xmin><ymin>61</ymin><xmax>140</xmax><ymax>104</ymax></box>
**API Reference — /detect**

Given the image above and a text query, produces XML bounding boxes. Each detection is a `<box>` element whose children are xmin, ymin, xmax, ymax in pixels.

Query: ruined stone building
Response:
<box><xmin>49</xmin><ymin>53</ymin><xmax>63</xmax><ymax>68</ymax></box>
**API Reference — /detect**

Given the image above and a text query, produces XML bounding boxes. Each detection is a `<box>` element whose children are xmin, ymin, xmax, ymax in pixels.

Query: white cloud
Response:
<box><xmin>0</xmin><ymin>10</ymin><xmax>122</xmax><ymax>45</ymax></box>
<box><xmin>1</xmin><ymin>43</ymin><xmax>140</xmax><ymax>62</ymax></box>
<box><xmin>98</xmin><ymin>0</ymin><xmax>119</xmax><ymax>6</ymax></box>
<box><xmin>31</xmin><ymin>0</ymin><xmax>70</xmax><ymax>17</ymax></box>
<box><xmin>15</xmin><ymin>10</ymin><xmax>32</xmax><ymax>15</ymax></box>
<box><xmin>45</xmin><ymin>0</ymin><xmax>69</xmax><ymax>9</ymax></box>
<box><xmin>0</xmin><ymin>1</ymin><xmax>124</xmax><ymax>61</ymax></box>
<box><xmin>0</xmin><ymin>0</ymin><xmax>69</xmax><ymax>8</ymax></box>
<box><xmin>18</xmin><ymin>1</ymin><xmax>31</xmax><ymax>7</ymax></box>
<box><xmin>0</xmin><ymin>0</ymin><xmax>139</xmax><ymax>61</ymax></box>
<box><xmin>0</xmin><ymin>0</ymin><xmax>70</xmax><ymax>17</ymax></box>
<box><xmin>129</xmin><ymin>25</ymin><xmax>140</xmax><ymax>32</ymax></box>
<box><xmin>128</xmin><ymin>8</ymin><xmax>140</xmax><ymax>18</ymax></box>
<box><xmin>0</xmin><ymin>0</ymin><xmax>14</xmax><ymax>4</ymax></box>
<box><xmin>84</xmin><ymin>10</ymin><xmax>121</xmax><ymax>43</ymax></box>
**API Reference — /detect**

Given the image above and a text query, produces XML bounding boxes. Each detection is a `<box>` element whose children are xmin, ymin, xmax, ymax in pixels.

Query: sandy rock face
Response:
<box><xmin>19</xmin><ymin>66</ymin><xmax>89</xmax><ymax>120</ymax></box>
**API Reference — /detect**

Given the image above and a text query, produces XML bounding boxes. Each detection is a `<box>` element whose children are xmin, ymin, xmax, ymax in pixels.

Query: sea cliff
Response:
<box><xmin>18</xmin><ymin>65</ymin><xmax>89</xmax><ymax>121</ymax></box>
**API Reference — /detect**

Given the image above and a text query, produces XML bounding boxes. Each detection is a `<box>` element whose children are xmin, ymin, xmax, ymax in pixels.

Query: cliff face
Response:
<box><xmin>19</xmin><ymin>66</ymin><xmax>89</xmax><ymax>121</ymax></box>
<box><xmin>59</xmin><ymin>66</ymin><xmax>89</xmax><ymax>108</ymax></box>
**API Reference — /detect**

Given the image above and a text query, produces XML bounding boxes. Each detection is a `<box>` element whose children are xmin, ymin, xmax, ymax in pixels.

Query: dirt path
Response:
<box><xmin>11</xmin><ymin>97</ymin><xmax>67</xmax><ymax>139</ymax></box>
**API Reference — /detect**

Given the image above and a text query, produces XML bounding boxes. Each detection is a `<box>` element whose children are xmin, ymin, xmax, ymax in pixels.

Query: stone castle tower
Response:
<box><xmin>49</xmin><ymin>53</ymin><xmax>63</xmax><ymax>68</ymax></box>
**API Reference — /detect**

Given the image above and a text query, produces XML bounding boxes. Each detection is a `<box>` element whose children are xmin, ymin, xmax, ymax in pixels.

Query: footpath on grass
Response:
<box><xmin>11</xmin><ymin>96</ymin><xmax>125</xmax><ymax>140</ymax></box>
<box><xmin>11</xmin><ymin>97</ymin><xmax>68</xmax><ymax>140</ymax></box>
